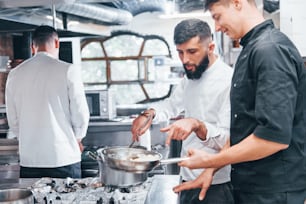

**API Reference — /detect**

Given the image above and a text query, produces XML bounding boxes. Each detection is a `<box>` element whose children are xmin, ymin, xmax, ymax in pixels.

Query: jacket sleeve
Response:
<box><xmin>151</xmin><ymin>78</ymin><xmax>186</xmax><ymax>122</ymax></box>
<box><xmin>199</xmin><ymin>85</ymin><xmax>231</xmax><ymax>151</ymax></box>
<box><xmin>5</xmin><ymin>72</ymin><xmax>19</xmax><ymax>138</ymax></box>
<box><xmin>67</xmin><ymin>64</ymin><xmax>90</xmax><ymax>139</ymax></box>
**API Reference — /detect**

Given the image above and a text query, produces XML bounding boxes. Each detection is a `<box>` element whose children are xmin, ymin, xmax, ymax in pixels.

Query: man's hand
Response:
<box><xmin>77</xmin><ymin>139</ymin><xmax>84</xmax><ymax>152</ymax></box>
<box><xmin>160</xmin><ymin>118</ymin><xmax>206</xmax><ymax>146</ymax></box>
<box><xmin>178</xmin><ymin>148</ymin><xmax>214</xmax><ymax>169</ymax></box>
<box><xmin>173</xmin><ymin>168</ymin><xmax>214</xmax><ymax>201</ymax></box>
<box><xmin>131</xmin><ymin>110</ymin><xmax>154</xmax><ymax>141</ymax></box>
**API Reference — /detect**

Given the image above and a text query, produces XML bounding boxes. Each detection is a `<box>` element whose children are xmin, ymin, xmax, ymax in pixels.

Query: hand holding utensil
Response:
<box><xmin>129</xmin><ymin>113</ymin><xmax>152</xmax><ymax>148</ymax></box>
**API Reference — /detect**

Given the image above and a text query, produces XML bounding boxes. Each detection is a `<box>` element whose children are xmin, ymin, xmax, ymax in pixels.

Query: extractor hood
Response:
<box><xmin>0</xmin><ymin>0</ymin><xmax>280</xmax><ymax>37</ymax></box>
<box><xmin>0</xmin><ymin>0</ymin><xmax>166</xmax><ymax>37</ymax></box>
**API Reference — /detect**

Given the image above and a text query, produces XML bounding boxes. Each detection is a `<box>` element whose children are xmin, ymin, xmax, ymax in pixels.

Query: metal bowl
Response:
<box><xmin>0</xmin><ymin>189</ymin><xmax>33</xmax><ymax>204</ymax></box>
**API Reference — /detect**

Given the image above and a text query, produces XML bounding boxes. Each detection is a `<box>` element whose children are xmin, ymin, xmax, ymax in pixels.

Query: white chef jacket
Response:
<box><xmin>152</xmin><ymin>58</ymin><xmax>233</xmax><ymax>184</ymax></box>
<box><xmin>5</xmin><ymin>52</ymin><xmax>89</xmax><ymax>168</ymax></box>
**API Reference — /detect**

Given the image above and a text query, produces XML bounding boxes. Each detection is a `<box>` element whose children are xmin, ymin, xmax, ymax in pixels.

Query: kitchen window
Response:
<box><xmin>81</xmin><ymin>31</ymin><xmax>175</xmax><ymax>105</ymax></box>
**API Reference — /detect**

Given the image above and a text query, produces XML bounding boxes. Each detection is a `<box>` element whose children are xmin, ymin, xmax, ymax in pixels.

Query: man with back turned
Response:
<box><xmin>6</xmin><ymin>25</ymin><xmax>89</xmax><ymax>178</ymax></box>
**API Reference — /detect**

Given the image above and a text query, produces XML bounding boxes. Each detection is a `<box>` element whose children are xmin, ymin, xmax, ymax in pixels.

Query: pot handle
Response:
<box><xmin>160</xmin><ymin>157</ymin><xmax>189</xmax><ymax>165</ymax></box>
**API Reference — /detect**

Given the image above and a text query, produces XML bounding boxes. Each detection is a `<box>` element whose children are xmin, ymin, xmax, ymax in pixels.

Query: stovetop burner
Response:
<box><xmin>31</xmin><ymin>177</ymin><xmax>153</xmax><ymax>204</ymax></box>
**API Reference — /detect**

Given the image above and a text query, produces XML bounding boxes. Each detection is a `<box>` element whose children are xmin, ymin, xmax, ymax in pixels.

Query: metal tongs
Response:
<box><xmin>129</xmin><ymin>113</ymin><xmax>152</xmax><ymax>148</ymax></box>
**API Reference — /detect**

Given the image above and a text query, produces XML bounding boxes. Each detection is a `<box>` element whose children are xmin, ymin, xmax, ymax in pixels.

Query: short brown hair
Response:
<box><xmin>32</xmin><ymin>25</ymin><xmax>58</xmax><ymax>46</ymax></box>
<box><xmin>204</xmin><ymin>0</ymin><xmax>226</xmax><ymax>11</ymax></box>
<box><xmin>204</xmin><ymin>0</ymin><xmax>256</xmax><ymax>10</ymax></box>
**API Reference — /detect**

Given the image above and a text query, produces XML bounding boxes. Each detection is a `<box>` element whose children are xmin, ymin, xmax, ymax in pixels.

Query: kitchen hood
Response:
<box><xmin>0</xmin><ymin>0</ymin><xmax>279</xmax><ymax>37</ymax></box>
<box><xmin>0</xmin><ymin>0</ymin><xmax>166</xmax><ymax>37</ymax></box>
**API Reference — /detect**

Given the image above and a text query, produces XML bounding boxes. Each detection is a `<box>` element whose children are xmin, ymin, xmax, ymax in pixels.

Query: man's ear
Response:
<box><xmin>232</xmin><ymin>0</ymin><xmax>242</xmax><ymax>10</ymax></box>
<box><xmin>31</xmin><ymin>44</ymin><xmax>36</xmax><ymax>56</ymax></box>
<box><xmin>55</xmin><ymin>38</ymin><xmax>60</xmax><ymax>49</ymax></box>
<box><xmin>208</xmin><ymin>42</ymin><xmax>215</xmax><ymax>55</ymax></box>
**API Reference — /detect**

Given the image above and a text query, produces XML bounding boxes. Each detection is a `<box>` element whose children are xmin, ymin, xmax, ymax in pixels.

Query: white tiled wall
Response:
<box><xmin>280</xmin><ymin>0</ymin><xmax>306</xmax><ymax>56</ymax></box>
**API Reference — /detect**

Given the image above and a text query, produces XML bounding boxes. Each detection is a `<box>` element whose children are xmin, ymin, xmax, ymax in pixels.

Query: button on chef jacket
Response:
<box><xmin>5</xmin><ymin>52</ymin><xmax>90</xmax><ymax>168</ymax></box>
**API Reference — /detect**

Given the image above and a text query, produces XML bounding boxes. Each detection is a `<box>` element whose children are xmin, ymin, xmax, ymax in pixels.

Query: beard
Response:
<box><xmin>183</xmin><ymin>54</ymin><xmax>209</xmax><ymax>80</ymax></box>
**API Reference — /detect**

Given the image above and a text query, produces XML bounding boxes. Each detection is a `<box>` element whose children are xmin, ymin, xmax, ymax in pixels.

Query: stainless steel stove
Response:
<box><xmin>31</xmin><ymin>175</ymin><xmax>181</xmax><ymax>204</ymax></box>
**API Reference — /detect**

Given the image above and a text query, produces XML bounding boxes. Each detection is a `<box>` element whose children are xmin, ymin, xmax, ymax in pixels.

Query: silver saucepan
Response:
<box><xmin>97</xmin><ymin>146</ymin><xmax>189</xmax><ymax>173</ymax></box>
<box><xmin>87</xmin><ymin>149</ymin><xmax>148</xmax><ymax>187</ymax></box>
<box><xmin>0</xmin><ymin>189</ymin><xmax>34</xmax><ymax>204</ymax></box>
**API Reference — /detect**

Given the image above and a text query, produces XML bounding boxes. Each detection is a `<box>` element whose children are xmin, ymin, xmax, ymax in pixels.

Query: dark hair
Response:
<box><xmin>204</xmin><ymin>0</ymin><xmax>256</xmax><ymax>10</ymax></box>
<box><xmin>32</xmin><ymin>25</ymin><xmax>58</xmax><ymax>46</ymax></box>
<box><xmin>174</xmin><ymin>19</ymin><xmax>212</xmax><ymax>45</ymax></box>
<box><xmin>204</xmin><ymin>0</ymin><xmax>221</xmax><ymax>11</ymax></box>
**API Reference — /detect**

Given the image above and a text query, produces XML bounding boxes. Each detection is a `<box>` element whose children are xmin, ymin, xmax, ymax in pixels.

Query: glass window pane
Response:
<box><xmin>81</xmin><ymin>42</ymin><xmax>104</xmax><ymax>58</ymax></box>
<box><xmin>111</xmin><ymin>60</ymin><xmax>141</xmax><ymax>81</ymax></box>
<box><xmin>155</xmin><ymin>66</ymin><xmax>172</xmax><ymax>81</ymax></box>
<box><xmin>81</xmin><ymin>60</ymin><xmax>106</xmax><ymax>83</ymax></box>
<box><xmin>144</xmin><ymin>83</ymin><xmax>171</xmax><ymax>98</ymax></box>
<box><xmin>142</xmin><ymin>39</ymin><xmax>169</xmax><ymax>56</ymax></box>
<box><xmin>147</xmin><ymin>58</ymin><xmax>156</xmax><ymax>81</ymax></box>
<box><xmin>111</xmin><ymin>84</ymin><xmax>145</xmax><ymax>105</ymax></box>
<box><xmin>84</xmin><ymin>85</ymin><xmax>107</xmax><ymax>90</ymax></box>
<box><xmin>104</xmin><ymin>35</ymin><xmax>143</xmax><ymax>57</ymax></box>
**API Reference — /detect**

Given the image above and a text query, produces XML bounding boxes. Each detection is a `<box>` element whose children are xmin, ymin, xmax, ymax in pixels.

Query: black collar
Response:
<box><xmin>240</xmin><ymin>19</ymin><xmax>274</xmax><ymax>47</ymax></box>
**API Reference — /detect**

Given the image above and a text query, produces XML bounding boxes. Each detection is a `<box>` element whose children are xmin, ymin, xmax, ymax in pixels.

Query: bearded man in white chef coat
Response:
<box><xmin>131</xmin><ymin>19</ymin><xmax>234</xmax><ymax>204</ymax></box>
<box><xmin>5</xmin><ymin>25</ymin><xmax>89</xmax><ymax>178</ymax></box>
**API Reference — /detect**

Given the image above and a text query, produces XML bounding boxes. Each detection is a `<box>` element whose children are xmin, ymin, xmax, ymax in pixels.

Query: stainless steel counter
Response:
<box><xmin>84</xmin><ymin>118</ymin><xmax>168</xmax><ymax>147</ymax></box>
<box><xmin>0</xmin><ymin>138</ymin><xmax>19</xmax><ymax>182</ymax></box>
<box><xmin>0</xmin><ymin>178</ymin><xmax>38</xmax><ymax>190</ymax></box>
<box><xmin>145</xmin><ymin>175</ymin><xmax>181</xmax><ymax>204</ymax></box>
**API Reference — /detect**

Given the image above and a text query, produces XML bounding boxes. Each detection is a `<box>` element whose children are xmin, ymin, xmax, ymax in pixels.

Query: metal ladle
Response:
<box><xmin>129</xmin><ymin>114</ymin><xmax>152</xmax><ymax>148</ymax></box>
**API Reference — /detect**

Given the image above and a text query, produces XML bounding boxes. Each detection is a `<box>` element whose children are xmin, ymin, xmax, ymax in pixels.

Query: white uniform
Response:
<box><xmin>6</xmin><ymin>52</ymin><xmax>89</xmax><ymax>168</ymax></box>
<box><xmin>152</xmin><ymin>58</ymin><xmax>232</xmax><ymax>184</ymax></box>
